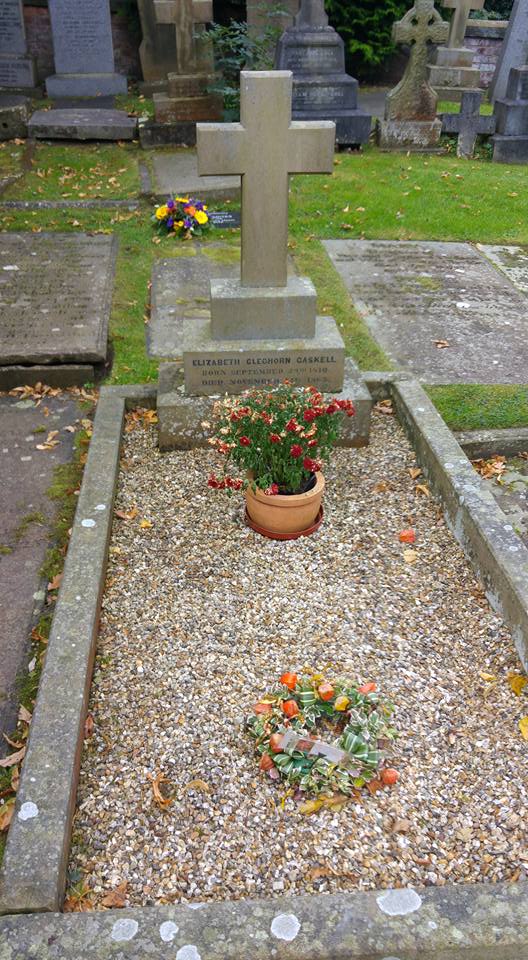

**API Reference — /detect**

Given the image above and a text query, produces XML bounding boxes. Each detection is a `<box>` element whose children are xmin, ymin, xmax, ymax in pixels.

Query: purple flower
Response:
<box><xmin>184</xmin><ymin>217</ymin><xmax>193</xmax><ymax>229</ymax></box>
<box><xmin>195</xmin><ymin>201</ymin><xmax>203</xmax><ymax>211</ymax></box>
<box><xmin>167</xmin><ymin>199</ymin><xmax>175</xmax><ymax>210</ymax></box>
<box><xmin>167</xmin><ymin>217</ymin><xmax>174</xmax><ymax>228</ymax></box>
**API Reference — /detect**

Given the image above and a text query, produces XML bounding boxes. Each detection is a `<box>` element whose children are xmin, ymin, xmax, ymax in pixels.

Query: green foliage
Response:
<box><xmin>325</xmin><ymin>0</ymin><xmax>408</xmax><ymax>79</ymax></box>
<box><xmin>471</xmin><ymin>0</ymin><xmax>513</xmax><ymax>18</ymax></box>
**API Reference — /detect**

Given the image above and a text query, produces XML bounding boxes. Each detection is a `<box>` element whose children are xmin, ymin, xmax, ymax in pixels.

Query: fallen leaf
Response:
<box><xmin>101</xmin><ymin>881</ymin><xmax>128</xmax><ymax>909</ymax></box>
<box><xmin>183</xmin><ymin>779</ymin><xmax>211</xmax><ymax>795</ymax></box>
<box><xmin>392</xmin><ymin>818</ymin><xmax>412</xmax><ymax>833</ymax></box>
<box><xmin>47</xmin><ymin>573</ymin><xmax>62</xmax><ymax>592</ymax></box>
<box><xmin>84</xmin><ymin>714</ymin><xmax>94</xmax><ymax>738</ymax></box>
<box><xmin>403</xmin><ymin>548</ymin><xmax>417</xmax><ymax>564</ymax></box>
<box><xmin>479</xmin><ymin>671</ymin><xmax>497</xmax><ymax>683</ymax></box>
<box><xmin>519</xmin><ymin>716</ymin><xmax>528</xmax><ymax>740</ymax></box>
<box><xmin>299</xmin><ymin>797</ymin><xmax>325</xmax><ymax>815</ymax></box>
<box><xmin>0</xmin><ymin>798</ymin><xmax>15</xmax><ymax>831</ymax></box>
<box><xmin>399</xmin><ymin>529</ymin><xmax>416</xmax><ymax>544</ymax></box>
<box><xmin>115</xmin><ymin>507</ymin><xmax>138</xmax><ymax>521</ymax></box>
<box><xmin>373</xmin><ymin>480</ymin><xmax>391</xmax><ymax>493</ymax></box>
<box><xmin>507</xmin><ymin>673</ymin><xmax>528</xmax><ymax>696</ymax></box>
<box><xmin>433</xmin><ymin>338</ymin><xmax>450</xmax><ymax>348</ymax></box>
<box><xmin>375</xmin><ymin>400</ymin><xmax>393</xmax><ymax>415</ymax></box>
<box><xmin>148</xmin><ymin>771</ymin><xmax>173</xmax><ymax>809</ymax></box>
<box><xmin>0</xmin><ymin>747</ymin><xmax>25</xmax><ymax>768</ymax></box>
<box><xmin>408</xmin><ymin>467</ymin><xmax>422</xmax><ymax>480</ymax></box>
<box><xmin>139</xmin><ymin>519</ymin><xmax>153</xmax><ymax>529</ymax></box>
<box><xmin>415</xmin><ymin>483</ymin><xmax>430</xmax><ymax>497</ymax></box>
<box><xmin>366</xmin><ymin>779</ymin><xmax>384</xmax><ymax>796</ymax></box>
<box><xmin>307</xmin><ymin>866</ymin><xmax>334</xmax><ymax>880</ymax></box>
<box><xmin>18</xmin><ymin>705</ymin><xmax>32</xmax><ymax>725</ymax></box>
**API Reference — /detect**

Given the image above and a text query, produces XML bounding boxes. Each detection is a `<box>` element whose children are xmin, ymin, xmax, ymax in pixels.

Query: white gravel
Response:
<box><xmin>69</xmin><ymin>411</ymin><xmax>528</xmax><ymax>907</ymax></box>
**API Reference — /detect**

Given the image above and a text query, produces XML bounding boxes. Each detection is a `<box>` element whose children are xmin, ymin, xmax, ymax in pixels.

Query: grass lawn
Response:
<box><xmin>1</xmin><ymin>142</ymin><xmax>527</xmax><ymax>429</ymax></box>
<box><xmin>0</xmin><ymin>141</ymin><xmax>25</xmax><ymax>179</ymax></box>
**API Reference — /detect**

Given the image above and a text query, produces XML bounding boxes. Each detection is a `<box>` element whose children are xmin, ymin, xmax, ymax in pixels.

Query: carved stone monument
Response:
<box><xmin>45</xmin><ymin>0</ymin><xmax>127</xmax><ymax>97</ymax></box>
<box><xmin>490</xmin><ymin>0</ymin><xmax>528</xmax><ymax>103</ymax></box>
<box><xmin>137</xmin><ymin>0</ymin><xmax>177</xmax><ymax>96</ymax></box>
<box><xmin>428</xmin><ymin>0</ymin><xmax>484</xmax><ymax>101</ymax></box>
<box><xmin>492</xmin><ymin>65</ymin><xmax>528</xmax><ymax>162</ymax></box>
<box><xmin>0</xmin><ymin>0</ymin><xmax>36</xmax><ymax>91</ymax></box>
<box><xmin>441</xmin><ymin>89</ymin><xmax>495</xmax><ymax>157</ymax></box>
<box><xmin>378</xmin><ymin>0</ymin><xmax>449</xmax><ymax>149</ymax></box>
<box><xmin>274</xmin><ymin>0</ymin><xmax>371</xmax><ymax>146</ymax></box>
<box><xmin>152</xmin><ymin>0</ymin><xmax>222</xmax><ymax>123</ymax></box>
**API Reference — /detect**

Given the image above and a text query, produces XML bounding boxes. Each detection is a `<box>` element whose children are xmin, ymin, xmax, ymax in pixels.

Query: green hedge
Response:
<box><xmin>325</xmin><ymin>0</ymin><xmax>408</xmax><ymax>79</ymax></box>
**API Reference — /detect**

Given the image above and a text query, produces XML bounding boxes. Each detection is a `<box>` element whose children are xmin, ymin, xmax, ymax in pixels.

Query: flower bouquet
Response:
<box><xmin>152</xmin><ymin>195</ymin><xmax>210</xmax><ymax>239</ymax></box>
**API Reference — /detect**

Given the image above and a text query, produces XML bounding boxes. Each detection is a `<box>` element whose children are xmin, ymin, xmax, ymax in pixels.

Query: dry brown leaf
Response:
<box><xmin>403</xmin><ymin>548</ymin><xmax>417</xmax><ymax>564</ymax></box>
<box><xmin>306</xmin><ymin>866</ymin><xmax>334</xmax><ymax>880</ymax></box>
<box><xmin>408</xmin><ymin>467</ymin><xmax>422</xmax><ymax>480</ymax></box>
<box><xmin>139</xmin><ymin>519</ymin><xmax>153</xmax><ymax>529</ymax></box>
<box><xmin>47</xmin><ymin>573</ymin><xmax>62</xmax><ymax>592</ymax></box>
<box><xmin>18</xmin><ymin>705</ymin><xmax>32</xmax><ymax>725</ymax></box>
<box><xmin>101</xmin><ymin>881</ymin><xmax>127</xmax><ymax>909</ymax></box>
<box><xmin>184</xmin><ymin>778</ymin><xmax>211</xmax><ymax>795</ymax></box>
<box><xmin>375</xmin><ymin>400</ymin><xmax>393</xmax><ymax>415</ymax></box>
<box><xmin>0</xmin><ymin>747</ymin><xmax>25</xmax><ymax>768</ymax></box>
<box><xmin>373</xmin><ymin>480</ymin><xmax>391</xmax><ymax>494</ymax></box>
<box><xmin>433</xmin><ymin>339</ymin><xmax>450</xmax><ymax>349</ymax></box>
<box><xmin>366</xmin><ymin>779</ymin><xmax>384</xmax><ymax>796</ymax></box>
<box><xmin>392</xmin><ymin>818</ymin><xmax>412</xmax><ymax>833</ymax></box>
<box><xmin>508</xmin><ymin>672</ymin><xmax>528</xmax><ymax>696</ymax></box>
<box><xmin>415</xmin><ymin>483</ymin><xmax>430</xmax><ymax>497</ymax></box>
<box><xmin>148</xmin><ymin>771</ymin><xmax>173</xmax><ymax>809</ymax></box>
<box><xmin>115</xmin><ymin>507</ymin><xmax>138</xmax><ymax>521</ymax></box>
<box><xmin>11</xmin><ymin>765</ymin><xmax>19</xmax><ymax>792</ymax></box>
<box><xmin>0</xmin><ymin>798</ymin><xmax>15</xmax><ymax>831</ymax></box>
<box><xmin>84</xmin><ymin>714</ymin><xmax>94</xmax><ymax>739</ymax></box>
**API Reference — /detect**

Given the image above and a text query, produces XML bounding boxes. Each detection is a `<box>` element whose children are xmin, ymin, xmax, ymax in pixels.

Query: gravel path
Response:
<box><xmin>69</xmin><ymin>412</ymin><xmax>528</xmax><ymax>907</ymax></box>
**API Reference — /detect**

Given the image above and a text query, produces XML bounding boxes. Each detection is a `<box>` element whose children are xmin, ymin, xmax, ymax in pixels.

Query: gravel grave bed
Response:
<box><xmin>69</xmin><ymin>410</ymin><xmax>528</xmax><ymax>907</ymax></box>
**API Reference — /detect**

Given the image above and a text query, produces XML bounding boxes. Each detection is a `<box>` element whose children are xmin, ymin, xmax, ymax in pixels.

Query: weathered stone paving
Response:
<box><xmin>324</xmin><ymin>239</ymin><xmax>528</xmax><ymax>384</ymax></box>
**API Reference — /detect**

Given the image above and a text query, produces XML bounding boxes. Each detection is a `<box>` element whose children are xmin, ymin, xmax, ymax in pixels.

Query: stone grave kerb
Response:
<box><xmin>441</xmin><ymin>88</ymin><xmax>495</xmax><ymax>157</ymax></box>
<box><xmin>386</xmin><ymin>0</ymin><xmax>449</xmax><ymax>122</ymax></box>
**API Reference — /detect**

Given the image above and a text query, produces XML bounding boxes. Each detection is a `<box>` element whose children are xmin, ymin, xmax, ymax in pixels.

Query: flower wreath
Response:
<box><xmin>247</xmin><ymin>672</ymin><xmax>398</xmax><ymax>806</ymax></box>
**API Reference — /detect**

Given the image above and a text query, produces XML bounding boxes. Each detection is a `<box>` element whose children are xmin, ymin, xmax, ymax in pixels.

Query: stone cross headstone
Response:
<box><xmin>152</xmin><ymin>0</ymin><xmax>221</xmax><ymax>123</ymax></box>
<box><xmin>428</xmin><ymin>0</ymin><xmax>484</xmax><ymax>98</ymax></box>
<box><xmin>178</xmin><ymin>70</ymin><xmax>345</xmax><ymax>396</ymax></box>
<box><xmin>274</xmin><ymin>0</ymin><xmax>371</xmax><ymax>146</ymax></box>
<box><xmin>379</xmin><ymin>0</ymin><xmax>448</xmax><ymax>147</ymax></box>
<box><xmin>0</xmin><ymin>0</ymin><xmax>36</xmax><ymax>90</ymax></box>
<box><xmin>492</xmin><ymin>64</ymin><xmax>528</xmax><ymax>162</ymax></box>
<box><xmin>46</xmin><ymin>0</ymin><xmax>127</xmax><ymax>98</ymax></box>
<box><xmin>441</xmin><ymin>89</ymin><xmax>495</xmax><ymax>157</ymax></box>
<box><xmin>490</xmin><ymin>0</ymin><xmax>528</xmax><ymax>103</ymax></box>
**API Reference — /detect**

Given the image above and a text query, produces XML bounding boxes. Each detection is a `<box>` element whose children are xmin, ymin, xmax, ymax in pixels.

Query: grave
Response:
<box><xmin>0</xmin><ymin>0</ymin><xmax>36</xmax><ymax>92</ymax></box>
<box><xmin>492</xmin><ymin>65</ymin><xmax>528</xmax><ymax>163</ymax></box>
<box><xmin>137</xmin><ymin>0</ymin><xmax>176</xmax><ymax>96</ymax></box>
<box><xmin>427</xmin><ymin>0</ymin><xmax>484</xmax><ymax>101</ymax></box>
<box><xmin>45</xmin><ymin>0</ymin><xmax>127</xmax><ymax>98</ymax></box>
<box><xmin>28</xmin><ymin>108</ymin><xmax>137</xmax><ymax>141</ymax></box>
<box><xmin>441</xmin><ymin>89</ymin><xmax>495</xmax><ymax>157</ymax></box>
<box><xmin>478</xmin><ymin>243</ymin><xmax>528</xmax><ymax>294</ymax></box>
<box><xmin>274</xmin><ymin>0</ymin><xmax>371</xmax><ymax>147</ymax></box>
<box><xmin>324</xmin><ymin>239</ymin><xmax>528</xmax><ymax>383</ymax></box>
<box><xmin>0</xmin><ymin>233</ymin><xmax>116</xmax><ymax>386</ymax></box>
<box><xmin>490</xmin><ymin>0</ymin><xmax>528</xmax><ymax>103</ymax></box>
<box><xmin>378</xmin><ymin>0</ymin><xmax>449</xmax><ymax>149</ymax></box>
<box><xmin>151</xmin><ymin>148</ymin><xmax>240</xmax><ymax>200</ymax></box>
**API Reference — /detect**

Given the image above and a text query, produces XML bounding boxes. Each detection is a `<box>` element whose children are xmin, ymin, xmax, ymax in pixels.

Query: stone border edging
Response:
<box><xmin>456</xmin><ymin>426</ymin><xmax>528</xmax><ymax>460</ymax></box>
<box><xmin>392</xmin><ymin>378</ymin><xmax>528</xmax><ymax>670</ymax></box>
<box><xmin>0</xmin><ymin>392</ymin><xmax>125</xmax><ymax>914</ymax></box>
<box><xmin>0</xmin><ymin>879</ymin><xmax>527</xmax><ymax>958</ymax></box>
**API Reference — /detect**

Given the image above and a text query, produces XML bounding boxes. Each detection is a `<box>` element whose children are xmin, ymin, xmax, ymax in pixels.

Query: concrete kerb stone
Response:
<box><xmin>0</xmin><ymin>392</ymin><xmax>125</xmax><ymax>915</ymax></box>
<box><xmin>456</xmin><ymin>426</ymin><xmax>528</xmax><ymax>460</ymax></box>
<box><xmin>391</xmin><ymin>378</ymin><xmax>528</xmax><ymax>671</ymax></box>
<box><xmin>1</xmin><ymin>879</ymin><xmax>528</xmax><ymax>958</ymax></box>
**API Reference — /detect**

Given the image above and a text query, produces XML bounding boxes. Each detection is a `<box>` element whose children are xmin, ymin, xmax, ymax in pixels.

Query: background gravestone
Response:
<box><xmin>274</xmin><ymin>0</ymin><xmax>371</xmax><ymax>146</ymax></box>
<box><xmin>137</xmin><ymin>0</ymin><xmax>176</xmax><ymax>96</ymax></box>
<box><xmin>428</xmin><ymin>0</ymin><xmax>484</xmax><ymax>101</ymax></box>
<box><xmin>0</xmin><ymin>233</ymin><xmax>117</xmax><ymax>386</ymax></box>
<box><xmin>490</xmin><ymin>0</ymin><xmax>528</xmax><ymax>103</ymax></box>
<box><xmin>0</xmin><ymin>0</ymin><xmax>36</xmax><ymax>91</ymax></box>
<box><xmin>45</xmin><ymin>0</ymin><xmax>127</xmax><ymax>97</ymax></box>
<box><xmin>492</xmin><ymin>65</ymin><xmax>528</xmax><ymax>162</ymax></box>
<box><xmin>441</xmin><ymin>88</ymin><xmax>495</xmax><ymax>157</ymax></box>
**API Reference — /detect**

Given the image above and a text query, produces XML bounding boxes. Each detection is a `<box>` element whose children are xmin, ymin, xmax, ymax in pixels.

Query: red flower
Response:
<box><xmin>290</xmin><ymin>444</ymin><xmax>303</xmax><ymax>458</ymax></box>
<box><xmin>303</xmin><ymin>456</ymin><xmax>321</xmax><ymax>473</ymax></box>
<box><xmin>285</xmin><ymin>418</ymin><xmax>298</xmax><ymax>432</ymax></box>
<box><xmin>303</xmin><ymin>408</ymin><xmax>316</xmax><ymax>423</ymax></box>
<box><xmin>326</xmin><ymin>402</ymin><xmax>338</xmax><ymax>415</ymax></box>
<box><xmin>307</xmin><ymin>439</ymin><xmax>317</xmax><ymax>448</ymax></box>
<box><xmin>312</xmin><ymin>406</ymin><xmax>325</xmax><ymax>417</ymax></box>
<box><xmin>269</xmin><ymin>433</ymin><xmax>281</xmax><ymax>444</ymax></box>
<box><xmin>264</xmin><ymin>483</ymin><xmax>279</xmax><ymax>496</ymax></box>
<box><xmin>217</xmin><ymin>442</ymin><xmax>229</xmax><ymax>454</ymax></box>
<box><xmin>261</xmin><ymin>412</ymin><xmax>272</xmax><ymax>424</ymax></box>
<box><xmin>230</xmin><ymin>410</ymin><xmax>242</xmax><ymax>422</ymax></box>
<box><xmin>231</xmin><ymin>478</ymin><xmax>243</xmax><ymax>491</ymax></box>
<box><xmin>239</xmin><ymin>436</ymin><xmax>251</xmax><ymax>446</ymax></box>
<box><xmin>207</xmin><ymin>474</ymin><xmax>219</xmax><ymax>488</ymax></box>
<box><xmin>336</xmin><ymin>398</ymin><xmax>355</xmax><ymax>417</ymax></box>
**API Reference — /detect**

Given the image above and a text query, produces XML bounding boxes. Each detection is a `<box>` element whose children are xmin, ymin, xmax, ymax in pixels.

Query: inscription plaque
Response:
<box><xmin>0</xmin><ymin>0</ymin><xmax>26</xmax><ymax>55</ymax></box>
<box><xmin>0</xmin><ymin>233</ymin><xmax>116</xmax><ymax>365</ymax></box>
<box><xmin>46</xmin><ymin>0</ymin><xmax>127</xmax><ymax>97</ymax></box>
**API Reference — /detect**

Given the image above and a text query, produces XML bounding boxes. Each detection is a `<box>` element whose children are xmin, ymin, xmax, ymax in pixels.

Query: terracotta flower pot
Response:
<box><xmin>245</xmin><ymin>473</ymin><xmax>325</xmax><ymax>536</ymax></box>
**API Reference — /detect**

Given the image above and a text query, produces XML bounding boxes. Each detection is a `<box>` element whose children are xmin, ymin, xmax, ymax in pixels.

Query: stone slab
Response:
<box><xmin>152</xmin><ymin>149</ymin><xmax>240</xmax><ymax>200</ymax></box>
<box><xmin>0</xmin><ymin>393</ymin><xmax>125</xmax><ymax>914</ymax></box>
<box><xmin>491</xmin><ymin>133</ymin><xmax>528</xmax><ymax>163</ymax></box>
<box><xmin>0</xmin><ymin>232</ymin><xmax>116</xmax><ymax>365</ymax></box>
<box><xmin>46</xmin><ymin>0</ymin><xmax>126</xmax><ymax>97</ymax></box>
<box><xmin>3</xmin><ymin>862</ymin><xmax>528</xmax><ymax>958</ymax></box>
<box><xmin>210</xmin><ymin>275</ymin><xmax>316</xmax><ymax>339</ymax></box>
<box><xmin>0</xmin><ymin>364</ymin><xmax>95</xmax><ymax>389</ymax></box>
<box><xmin>0</xmin><ymin>93</ymin><xmax>29</xmax><ymax>139</ymax></box>
<box><xmin>324</xmin><ymin>239</ymin><xmax>528</xmax><ymax>384</ymax></box>
<box><xmin>0</xmin><ymin>395</ymin><xmax>79</xmax><ymax>752</ymax></box>
<box><xmin>139</xmin><ymin>118</ymin><xmax>198</xmax><ymax>148</ymax></box>
<box><xmin>377</xmin><ymin>118</ymin><xmax>443</xmax><ymax>149</ymax></box>
<box><xmin>183</xmin><ymin>314</ymin><xmax>345</xmax><ymax>395</ymax></box>
<box><xmin>456</xmin><ymin>426</ymin><xmax>528</xmax><ymax>459</ymax></box>
<box><xmin>478</xmin><ymin>243</ymin><xmax>528</xmax><ymax>293</ymax></box>
<box><xmin>158</xmin><ymin>356</ymin><xmax>371</xmax><ymax>450</ymax></box>
<box><xmin>28</xmin><ymin>108</ymin><xmax>137</xmax><ymax>141</ymax></box>
<box><xmin>0</xmin><ymin>55</ymin><xmax>35</xmax><ymax>90</ymax></box>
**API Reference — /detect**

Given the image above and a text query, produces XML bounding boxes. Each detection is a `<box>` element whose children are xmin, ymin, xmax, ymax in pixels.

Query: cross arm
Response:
<box><xmin>287</xmin><ymin>121</ymin><xmax>335</xmax><ymax>174</ymax></box>
<box><xmin>196</xmin><ymin>123</ymin><xmax>247</xmax><ymax>176</ymax></box>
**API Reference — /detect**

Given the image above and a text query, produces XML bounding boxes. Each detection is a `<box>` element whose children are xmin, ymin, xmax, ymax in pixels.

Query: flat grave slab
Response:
<box><xmin>0</xmin><ymin>232</ymin><xmax>116</xmax><ymax>366</ymax></box>
<box><xmin>478</xmin><ymin>243</ymin><xmax>528</xmax><ymax>294</ymax></box>
<box><xmin>324</xmin><ymin>239</ymin><xmax>528</xmax><ymax>384</ymax></box>
<box><xmin>28</xmin><ymin>108</ymin><xmax>137</xmax><ymax>141</ymax></box>
<box><xmin>0</xmin><ymin>394</ymin><xmax>79</xmax><ymax>748</ymax></box>
<box><xmin>152</xmin><ymin>149</ymin><xmax>240</xmax><ymax>201</ymax></box>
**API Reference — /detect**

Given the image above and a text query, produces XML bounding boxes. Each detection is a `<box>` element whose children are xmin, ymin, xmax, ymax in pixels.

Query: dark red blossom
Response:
<box><xmin>285</xmin><ymin>418</ymin><xmax>298</xmax><ymax>432</ymax></box>
<box><xmin>261</xmin><ymin>412</ymin><xmax>272</xmax><ymax>425</ymax></box>
<box><xmin>207</xmin><ymin>474</ymin><xmax>219</xmax><ymax>488</ymax></box>
<box><xmin>303</xmin><ymin>408</ymin><xmax>316</xmax><ymax>423</ymax></box>
<box><xmin>269</xmin><ymin>433</ymin><xmax>281</xmax><ymax>444</ymax></box>
<box><xmin>264</xmin><ymin>483</ymin><xmax>279</xmax><ymax>496</ymax></box>
<box><xmin>303</xmin><ymin>456</ymin><xmax>322</xmax><ymax>472</ymax></box>
<box><xmin>290</xmin><ymin>444</ymin><xmax>303</xmax><ymax>458</ymax></box>
<box><xmin>307</xmin><ymin>439</ymin><xmax>317</xmax><ymax>448</ymax></box>
<box><xmin>239</xmin><ymin>436</ymin><xmax>251</xmax><ymax>446</ymax></box>
<box><xmin>326</xmin><ymin>402</ymin><xmax>338</xmax><ymax>415</ymax></box>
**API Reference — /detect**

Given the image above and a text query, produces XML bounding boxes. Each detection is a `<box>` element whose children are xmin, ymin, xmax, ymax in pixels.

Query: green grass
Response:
<box><xmin>427</xmin><ymin>385</ymin><xmax>528</xmax><ymax>431</ymax></box>
<box><xmin>437</xmin><ymin>99</ymin><xmax>494</xmax><ymax>115</ymax></box>
<box><xmin>2</xmin><ymin>142</ymin><xmax>140</xmax><ymax>201</ymax></box>
<box><xmin>0</xmin><ymin>141</ymin><xmax>25</xmax><ymax>179</ymax></box>
<box><xmin>115</xmin><ymin>91</ymin><xmax>155</xmax><ymax>119</ymax></box>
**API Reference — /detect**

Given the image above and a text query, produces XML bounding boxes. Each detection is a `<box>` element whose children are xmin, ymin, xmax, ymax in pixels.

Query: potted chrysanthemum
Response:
<box><xmin>207</xmin><ymin>382</ymin><xmax>354</xmax><ymax>539</ymax></box>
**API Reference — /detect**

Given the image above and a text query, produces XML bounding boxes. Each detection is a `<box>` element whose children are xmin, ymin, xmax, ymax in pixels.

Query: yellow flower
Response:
<box><xmin>175</xmin><ymin>196</ymin><xmax>189</xmax><ymax>203</ymax></box>
<box><xmin>175</xmin><ymin>220</ymin><xmax>184</xmax><ymax>228</ymax></box>
<box><xmin>334</xmin><ymin>695</ymin><xmax>350</xmax><ymax>712</ymax></box>
<box><xmin>195</xmin><ymin>210</ymin><xmax>208</xmax><ymax>225</ymax></box>
<box><xmin>155</xmin><ymin>205</ymin><xmax>168</xmax><ymax>220</ymax></box>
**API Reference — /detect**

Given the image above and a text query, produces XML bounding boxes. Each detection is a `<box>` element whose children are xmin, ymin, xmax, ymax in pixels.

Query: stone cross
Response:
<box><xmin>442</xmin><ymin>0</ymin><xmax>484</xmax><ymax>50</ymax></box>
<box><xmin>295</xmin><ymin>0</ymin><xmax>328</xmax><ymax>28</ymax></box>
<box><xmin>441</xmin><ymin>89</ymin><xmax>495</xmax><ymax>157</ymax></box>
<box><xmin>154</xmin><ymin>0</ymin><xmax>211</xmax><ymax>73</ymax></box>
<box><xmin>387</xmin><ymin>0</ymin><xmax>449</xmax><ymax>121</ymax></box>
<box><xmin>197</xmin><ymin>71</ymin><xmax>335</xmax><ymax>288</ymax></box>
